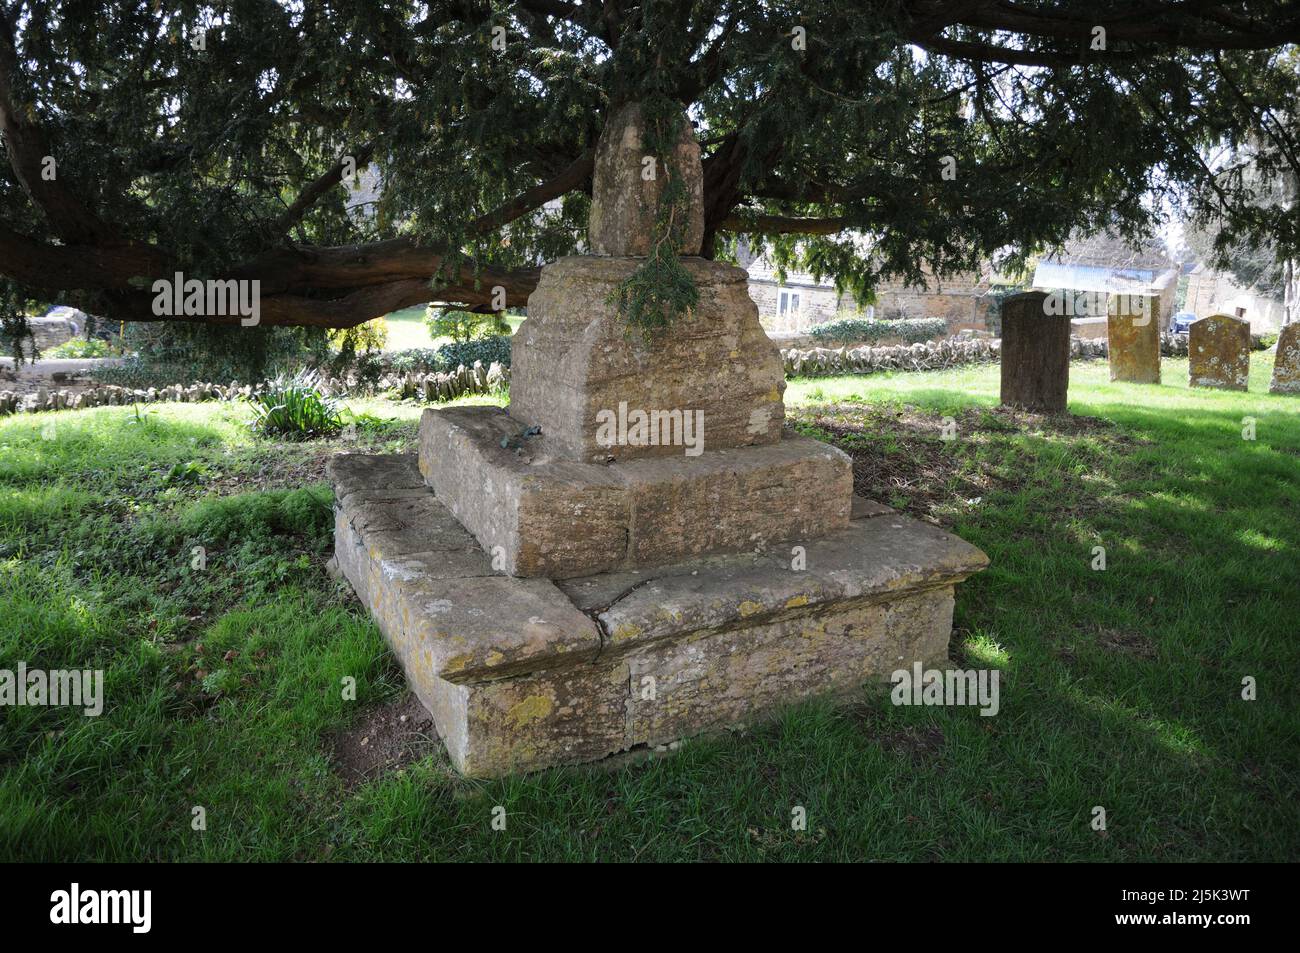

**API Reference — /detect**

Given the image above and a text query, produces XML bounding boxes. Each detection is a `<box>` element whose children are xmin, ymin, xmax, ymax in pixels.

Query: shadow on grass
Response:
<box><xmin>780</xmin><ymin>386</ymin><xmax>1300</xmax><ymax>860</ymax></box>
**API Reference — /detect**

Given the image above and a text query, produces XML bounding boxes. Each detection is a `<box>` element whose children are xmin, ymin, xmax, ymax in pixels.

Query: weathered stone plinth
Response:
<box><xmin>328</xmin><ymin>98</ymin><xmax>989</xmax><ymax>778</ymax></box>
<box><xmin>1107</xmin><ymin>296</ymin><xmax>1161</xmax><ymax>384</ymax></box>
<box><xmin>1189</xmin><ymin>313</ymin><xmax>1250</xmax><ymax>391</ymax></box>
<box><xmin>418</xmin><ymin>405</ymin><xmax>851</xmax><ymax>579</ymax></box>
<box><xmin>509</xmin><ymin>256</ymin><xmax>786</xmax><ymax>463</ymax></box>
<box><xmin>330</xmin><ymin>454</ymin><xmax>988</xmax><ymax>778</ymax></box>
<box><xmin>1269</xmin><ymin>323</ymin><xmax>1300</xmax><ymax>394</ymax></box>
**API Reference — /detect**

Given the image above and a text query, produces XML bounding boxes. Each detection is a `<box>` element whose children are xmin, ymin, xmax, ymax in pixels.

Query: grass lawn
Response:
<box><xmin>2</xmin><ymin>358</ymin><xmax>1296</xmax><ymax>861</ymax></box>
<box><xmin>381</xmin><ymin>305</ymin><xmax>435</xmax><ymax>350</ymax></box>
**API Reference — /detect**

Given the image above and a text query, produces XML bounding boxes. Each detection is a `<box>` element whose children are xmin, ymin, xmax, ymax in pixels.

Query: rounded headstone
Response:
<box><xmin>1188</xmin><ymin>313</ymin><xmax>1250</xmax><ymax>391</ymax></box>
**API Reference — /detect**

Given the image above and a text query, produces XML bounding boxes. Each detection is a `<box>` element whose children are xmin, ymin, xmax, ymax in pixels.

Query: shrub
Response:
<box><xmin>433</xmin><ymin>335</ymin><xmax>512</xmax><ymax>370</ymax></box>
<box><xmin>93</xmin><ymin>321</ymin><xmax>321</xmax><ymax>389</ymax></box>
<box><xmin>386</xmin><ymin>348</ymin><xmax>444</xmax><ymax>374</ymax></box>
<box><xmin>247</xmin><ymin>370</ymin><xmax>344</xmax><ymax>440</ymax></box>
<box><xmin>46</xmin><ymin>337</ymin><xmax>117</xmax><ymax>359</ymax></box>
<box><xmin>328</xmin><ymin>317</ymin><xmax>389</xmax><ymax>355</ymax></box>
<box><xmin>810</xmin><ymin>317</ymin><xmax>949</xmax><ymax>345</ymax></box>
<box><xmin>425</xmin><ymin>307</ymin><xmax>509</xmax><ymax>342</ymax></box>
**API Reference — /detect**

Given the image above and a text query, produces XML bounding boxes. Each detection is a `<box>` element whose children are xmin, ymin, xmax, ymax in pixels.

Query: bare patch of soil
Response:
<box><xmin>1094</xmin><ymin>626</ymin><xmax>1157</xmax><ymax>659</ymax></box>
<box><xmin>207</xmin><ymin>446</ymin><xmax>337</xmax><ymax>496</ymax></box>
<box><xmin>848</xmin><ymin>703</ymin><xmax>947</xmax><ymax>764</ymax></box>
<box><xmin>330</xmin><ymin>694</ymin><xmax>439</xmax><ymax>787</ymax></box>
<box><xmin>878</xmin><ymin>723</ymin><xmax>946</xmax><ymax>764</ymax></box>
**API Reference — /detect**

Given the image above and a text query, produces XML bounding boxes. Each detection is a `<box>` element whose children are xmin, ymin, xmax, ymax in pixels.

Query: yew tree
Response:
<box><xmin>1</xmin><ymin>0</ymin><xmax>1298</xmax><ymax>330</ymax></box>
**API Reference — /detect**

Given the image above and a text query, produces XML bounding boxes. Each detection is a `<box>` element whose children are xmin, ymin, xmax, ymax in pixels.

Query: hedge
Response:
<box><xmin>808</xmin><ymin>317</ymin><xmax>949</xmax><ymax>345</ymax></box>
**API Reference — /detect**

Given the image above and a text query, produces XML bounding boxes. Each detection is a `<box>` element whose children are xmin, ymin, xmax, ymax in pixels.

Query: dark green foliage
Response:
<box><xmin>425</xmin><ymin>308</ymin><xmax>509</xmax><ymax>342</ymax></box>
<box><xmin>0</xmin><ymin>281</ymin><xmax>38</xmax><ymax>363</ymax></box>
<box><xmin>431</xmin><ymin>335</ymin><xmax>512</xmax><ymax>371</ymax></box>
<box><xmin>247</xmin><ymin>370</ymin><xmax>344</xmax><ymax>441</ymax></box>
<box><xmin>0</xmin><ymin>3</ymin><xmax>1295</xmax><ymax>332</ymax></box>
<box><xmin>385</xmin><ymin>348</ymin><xmax>445</xmax><ymax>374</ymax></box>
<box><xmin>811</xmin><ymin>317</ymin><xmax>949</xmax><ymax>345</ymax></box>
<box><xmin>94</xmin><ymin>322</ymin><xmax>324</xmax><ymax>389</ymax></box>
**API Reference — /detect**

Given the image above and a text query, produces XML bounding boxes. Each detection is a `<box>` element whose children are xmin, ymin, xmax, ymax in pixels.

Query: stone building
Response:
<box><xmin>1184</xmin><ymin>264</ymin><xmax>1287</xmax><ymax>332</ymax></box>
<box><xmin>735</xmin><ymin>241</ymin><xmax>998</xmax><ymax>333</ymax></box>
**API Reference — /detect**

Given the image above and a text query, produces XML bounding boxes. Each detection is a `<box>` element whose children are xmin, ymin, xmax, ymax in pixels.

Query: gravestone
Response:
<box><xmin>1189</xmin><ymin>314</ymin><xmax>1250</xmax><ymax>391</ymax></box>
<box><xmin>1268</xmin><ymin>323</ymin><xmax>1300</xmax><ymax>394</ymax></box>
<box><xmin>327</xmin><ymin>103</ymin><xmax>988</xmax><ymax>777</ymax></box>
<box><xmin>1107</xmin><ymin>295</ymin><xmax>1161</xmax><ymax>384</ymax></box>
<box><xmin>1000</xmin><ymin>291</ymin><xmax>1071</xmax><ymax>413</ymax></box>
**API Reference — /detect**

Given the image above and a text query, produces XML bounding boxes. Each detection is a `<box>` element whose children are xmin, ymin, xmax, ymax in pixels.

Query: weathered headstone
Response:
<box><xmin>1268</xmin><ymin>323</ymin><xmax>1300</xmax><ymax>394</ymax></box>
<box><xmin>1188</xmin><ymin>314</ymin><xmax>1250</xmax><ymax>391</ymax></box>
<box><xmin>1107</xmin><ymin>294</ymin><xmax>1161</xmax><ymax>384</ymax></box>
<box><xmin>1000</xmin><ymin>291</ymin><xmax>1071</xmax><ymax>413</ymax></box>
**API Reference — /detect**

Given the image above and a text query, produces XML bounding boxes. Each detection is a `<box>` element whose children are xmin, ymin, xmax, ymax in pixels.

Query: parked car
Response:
<box><xmin>1171</xmin><ymin>311</ymin><xmax>1196</xmax><ymax>334</ymax></box>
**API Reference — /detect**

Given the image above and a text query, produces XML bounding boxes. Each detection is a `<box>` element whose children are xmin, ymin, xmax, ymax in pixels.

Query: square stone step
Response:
<box><xmin>418</xmin><ymin>405</ymin><xmax>852</xmax><ymax>578</ymax></box>
<box><xmin>329</xmin><ymin>452</ymin><xmax>989</xmax><ymax>778</ymax></box>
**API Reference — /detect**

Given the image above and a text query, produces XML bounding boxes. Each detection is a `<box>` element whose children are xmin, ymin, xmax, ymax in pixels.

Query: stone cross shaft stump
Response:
<box><xmin>587</xmin><ymin>102</ymin><xmax>705</xmax><ymax>257</ymax></box>
<box><xmin>327</xmin><ymin>102</ymin><xmax>989</xmax><ymax>777</ymax></box>
<box><xmin>1189</xmin><ymin>314</ymin><xmax>1250</xmax><ymax>391</ymax></box>
<box><xmin>1269</xmin><ymin>323</ymin><xmax>1300</xmax><ymax>395</ymax></box>
<box><xmin>1107</xmin><ymin>295</ymin><xmax>1161</xmax><ymax>384</ymax></box>
<box><xmin>1000</xmin><ymin>291</ymin><xmax>1071</xmax><ymax>413</ymax></box>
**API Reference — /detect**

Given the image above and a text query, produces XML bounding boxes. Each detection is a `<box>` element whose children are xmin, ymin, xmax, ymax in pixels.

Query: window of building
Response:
<box><xmin>777</xmin><ymin>288</ymin><xmax>802</xmax><ymax>316</ymax></box>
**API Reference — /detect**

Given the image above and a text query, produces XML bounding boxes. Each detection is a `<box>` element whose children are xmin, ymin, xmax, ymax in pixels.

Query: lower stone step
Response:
<box><xmin>329</xmin><ymin>453</ymin><xmax>988</xmax><ymax>778</ymax></box>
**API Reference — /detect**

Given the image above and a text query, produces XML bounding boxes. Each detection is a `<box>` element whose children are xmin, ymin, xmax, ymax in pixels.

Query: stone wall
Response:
<box><xmin>1184</xmin><ymin>267</ymin><xmax>1286</xmax><ymax>331</ymax></box>
<box><xmin>783</xmin><ymin>338</ymin><xmax>1005</xmax><ymax>377</ymax></box>
<box><xmin>0</xmin><ymin>361</ymin><xmax>509</xmax><ymax>416</ymax></box>
<box><xmin>744</xmin><ymin>265</ymin><xmax>841</xmax><ymax>330</ymax></box>
<box><xmin>781</xmin><ymin>334</ymin><xmax>1198</xmax><ymax>377</ymax></box>
<box><xmin>739</xmin><ymin>246</ymin><xmax>995</xmax><ymax>334</ymax></box>
<box><xmin>15</xmin><ymin>316</ymin><xmax>77</xmax><ymax>352</ymax></box>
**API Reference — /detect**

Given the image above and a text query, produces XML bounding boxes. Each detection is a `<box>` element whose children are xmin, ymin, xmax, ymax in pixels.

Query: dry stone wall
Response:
<box><xmin>781</xmin><ymin>334</ymin><xmax>1197</xmax><ymax>377</ymax></box>
<box><xmin>0</xmin><ymin>361</ymin><xmax>508</xmax><ymax>417</ymax></box>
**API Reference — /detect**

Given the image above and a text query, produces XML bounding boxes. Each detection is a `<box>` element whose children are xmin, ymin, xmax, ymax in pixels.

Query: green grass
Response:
<box><xmin>381</xmin><ymin>306</ymin><xmax>435</xmax><ymax>350</ymax></box>
<box><xmin>1</xmin><ymin>358</ymin><xmax>1296</xmax><ymax>861</ymax></box>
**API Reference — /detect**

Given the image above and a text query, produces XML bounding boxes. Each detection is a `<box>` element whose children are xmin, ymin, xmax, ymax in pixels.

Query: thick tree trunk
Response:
<box><xmin>1000</xmin><ymin>290</ymin><xmax>1071</xmax><ymax>413</ymax></box>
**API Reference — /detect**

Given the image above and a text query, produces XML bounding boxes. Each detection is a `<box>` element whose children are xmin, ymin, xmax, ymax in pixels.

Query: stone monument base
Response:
<box><xmin>419</xmin><ymin>405</ymin><xmax>852</xmax><ymax>579</ymax></box>
<box><xmin>329</xmin><ymin>453</ymin><xmax>988</xmax><ymax>778</ymax></box>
